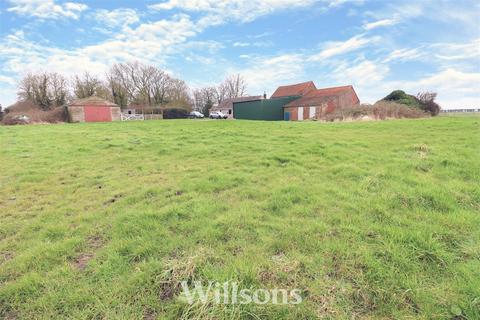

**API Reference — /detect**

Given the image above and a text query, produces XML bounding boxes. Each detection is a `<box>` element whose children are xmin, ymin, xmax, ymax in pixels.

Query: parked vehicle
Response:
<box><xmin>189</xmin><ymin>111</ymin><xmax>204</xmax><ymax>119</ymax></box>
<box><xmin>209</xmin><ymin>111</ymin><xmax>228</xmax><ymax>119</ymax></box>
<box><xmin>163</xmin><ymin>108</ymin><xmax>190</xmax><ymax>119</ymax></box>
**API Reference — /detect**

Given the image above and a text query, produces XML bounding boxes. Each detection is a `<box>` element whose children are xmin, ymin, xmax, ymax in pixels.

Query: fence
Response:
<box><xmin>121</xmin><ymin>113</ymin><xmax>144</xmax><ymax>121</ymax></box>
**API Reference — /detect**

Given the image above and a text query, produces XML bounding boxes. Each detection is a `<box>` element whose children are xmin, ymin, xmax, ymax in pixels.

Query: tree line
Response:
<box><xmin>15</xmin><ymin>61</ymin><xmax>248</xmax><ymax>114</ymax></box>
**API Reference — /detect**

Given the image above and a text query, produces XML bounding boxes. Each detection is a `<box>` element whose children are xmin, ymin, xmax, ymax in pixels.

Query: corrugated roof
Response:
<box><xmin>213</xmin><ymin>96</ymin><xmax>262</xmax><ymax>110</ymax></box>
<box><xmin>270</xmin><ymin>81</ymin><xmax>316</xmax><ymax>98</ymax></box>
<box><xmin>285</xmin><ymin>85</ymin><xmax>359</xmax><ymax>107</ymax></box>
<box><xmin>69</xmin><ymin>96</ymin><xmax>118</xmax><ymax>107</ymax></box>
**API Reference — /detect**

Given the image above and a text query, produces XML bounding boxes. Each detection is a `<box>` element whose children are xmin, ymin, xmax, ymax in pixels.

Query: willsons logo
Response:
<box><xmin>180</xmin><ymin>281</ymin><xmax>303</xmax><ymax>305</ymax></box>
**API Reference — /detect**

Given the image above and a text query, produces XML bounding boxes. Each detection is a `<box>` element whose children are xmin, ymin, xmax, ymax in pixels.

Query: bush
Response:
<box><xmin>162</xmin><ymin>108</ymin><xmax>189</xmax><ymax>119</ymax></box>
<box><xmin>381</xmin><ymin>90</ymin><xmax>441</xmax><ymax>116</ymax></box>
<box><xmin>324</xmin><ymin>101</ymin><xmax>429</xmax><ymax>122</ymax></box>
<box><xmin>1</xmin><ymin>101</ymin><xmax>67</xmax><ymax>125</ymax></box>
<box><xmin>416</xmin><ymin>92</ymin><xmax>440</xmax><ymax>116</ymax></box>
<box><xmin>382</xmin><ymin>90</ymin><xmax>423</xmax><ymax>108</ymax></box>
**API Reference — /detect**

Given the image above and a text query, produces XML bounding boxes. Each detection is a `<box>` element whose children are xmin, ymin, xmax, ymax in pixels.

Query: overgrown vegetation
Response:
<box><xmin>381</xmin><ymin>90</ymin><xmax>440</xmax><ymax>116</ymax></box>
<box><xmin>0</xmin><ymin>117</ymin><xmax>478</xmax><ymax>319</ymax></box>
<box><xmin>1</xmin><ymin>101</ymin><xmax>67</xmax><ymax>125</ymax></box>
<box><xmin>325</xmin><ymin>101</ymin><xmax>429</xmax><ymax>121</ymax></box>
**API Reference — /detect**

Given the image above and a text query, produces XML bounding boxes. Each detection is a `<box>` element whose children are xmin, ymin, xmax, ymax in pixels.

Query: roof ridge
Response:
<box><xmin>315</xmin><ymin>85</ymin><xmax>352</xmax><ymax>91</ymax></box>
<box><xmin>277</xmin><ymin>81</ymin><xmax>314</xmax><ymax>88</ymax></box>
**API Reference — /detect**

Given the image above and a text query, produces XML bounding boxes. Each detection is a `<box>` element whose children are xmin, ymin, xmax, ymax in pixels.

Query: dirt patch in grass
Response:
<box><xmin>143</xmin><ymin>308</ymin><xmax>157</xmax><ymax>320</ymax></box>
<box><xmin>308</xmin><ymin>286</ymin><xmax>340</xmax><ymax>318</ymax></box>
<box><xmin>103</xmin><ymin>193</ymin><xmax>124</xmax><ymax>205</ymax></box>
<box><xmin>1</xmin><ymin>311</ymin><xmax>18</xmax><ymax>320</ymax></box>
<box><xmin>73</xmin><ymin>234</ymin><xmax>105</xmax><ymax>271</ymax></box>
<box><xmin>0</xmin><ymin>252</ymin><xmax>14</xmax><ymax>265</ymax></box>
<box><xmin>158</xmin><ymin>247</ymin><xmax>212</xmax><ymax>301</ymax></box>
<box><xmin>258</xmin><ymin>253</ymin><xmax>304</xmax><ymax>288</ymax></box>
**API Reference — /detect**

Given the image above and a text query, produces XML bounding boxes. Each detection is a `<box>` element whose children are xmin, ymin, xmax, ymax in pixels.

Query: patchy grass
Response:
<box><xmin>0</xmin><ymin>116</ymin><xmax>479</xmax><ymax>319</ymax></box>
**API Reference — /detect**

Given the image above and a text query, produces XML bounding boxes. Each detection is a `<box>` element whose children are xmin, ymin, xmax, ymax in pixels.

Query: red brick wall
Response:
<box><xmin>284</xmin><ymin>107</ymin><xmax>298</xmax><ymax>121</ymax></box>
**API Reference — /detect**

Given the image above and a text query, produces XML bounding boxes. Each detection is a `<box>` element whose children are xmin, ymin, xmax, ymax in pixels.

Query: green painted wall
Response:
<box><xmin>233</xmin><ymin>96</ymin><xmax>300</xmax><ymax>121</ymax></box>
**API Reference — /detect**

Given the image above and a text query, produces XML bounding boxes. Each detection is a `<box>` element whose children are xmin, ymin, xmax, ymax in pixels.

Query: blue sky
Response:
<box><xmin>0</xmin><ymin>0</ymin><xmax>479</xmax><ymax>108</ymax></box>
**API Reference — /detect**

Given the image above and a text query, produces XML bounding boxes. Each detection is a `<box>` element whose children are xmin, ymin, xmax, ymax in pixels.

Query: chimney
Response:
<box><xmin>263</xmin><ymin>92</ymin><xmax>267</xmax><ymax>99</ymax></box>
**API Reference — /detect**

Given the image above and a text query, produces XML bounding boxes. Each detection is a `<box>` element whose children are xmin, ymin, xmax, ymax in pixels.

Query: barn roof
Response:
<box><xmin>285</xmin><ymin>85</ymin><xmax>359</xmax><ymax>107</ymax></box>
<box><xmin>69</xmin><ymin>96</ymin><xmax>118</xmax><ymax>107</ymax></box>
<box><xmin>271</xmin><ymin>81</ymin><xmax>316</xmax><ymax>98</ymax></box>
<box><xmin>213</xmin><ymin>96</ymin><xmax>262</xmax><ymax>110</ymax></box>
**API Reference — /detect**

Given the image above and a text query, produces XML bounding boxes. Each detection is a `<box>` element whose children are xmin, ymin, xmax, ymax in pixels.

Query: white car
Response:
<box><xmin>209</xmin><ymin>111</ymin><xmax>228</xmax><ymax>119</ymax></box>
<box><xmin>189</xmin><ymin>111</ymin><xmax>204</xmax><ymax>119</ymax></box>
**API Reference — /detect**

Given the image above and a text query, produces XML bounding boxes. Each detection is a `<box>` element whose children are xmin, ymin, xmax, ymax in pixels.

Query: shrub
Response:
<box><xmin>381</xmin><ymin>90</ymin><xmax>441</xmax><ymax>116</ymax></box>
<box><xmin>1</xmin><ymin>101</ymin><xmax>67</xmax><ymax>125</ymax></box>
<box><xmin>383</xmin><ymin>90</ymin><xmax>422</xmax><ymax>108</ymax></box>
<box><xmin>324</xmin><ymin>101</ymin><xmax>429</xmax><ymax>122</ymax></box>
<box><xmin>416</xmin><ymin>92</ymin><xmax>441</xmax><ymax>116</ymax></box>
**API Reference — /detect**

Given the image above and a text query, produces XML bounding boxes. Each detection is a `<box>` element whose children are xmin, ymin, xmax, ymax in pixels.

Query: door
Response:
<box><xmin>84</xmin><ymin>106</ymin><xmax>112</xmax><ymax>122</ymax></box>
<box><xmin>284</xmin><ymin>112</ymin><xmax>290</xmax><ymax>121</ymax></box>
<box><xmin>297</xmin><ymin>107</ymin><xmax>303</xmax><ymax>121</ymax></box>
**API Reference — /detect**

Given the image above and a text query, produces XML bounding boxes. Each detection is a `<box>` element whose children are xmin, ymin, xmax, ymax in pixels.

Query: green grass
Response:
<box><xmin>0</xmin><ymin>116</ymin><xmax>479</xmax><ymax>319</ymax></box>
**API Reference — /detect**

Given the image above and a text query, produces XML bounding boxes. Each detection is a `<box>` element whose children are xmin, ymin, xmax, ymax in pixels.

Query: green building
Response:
<box><xmin>233</xmin><ymin>96</ymin><xmax>300</xmax><ymax>121</ymax></box>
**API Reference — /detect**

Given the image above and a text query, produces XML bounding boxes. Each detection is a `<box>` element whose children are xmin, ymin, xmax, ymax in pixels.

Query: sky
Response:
<box><xmin>0</xmin><ymin>0</ymin><xmax>479</xmax><ymax>109</ymax></box>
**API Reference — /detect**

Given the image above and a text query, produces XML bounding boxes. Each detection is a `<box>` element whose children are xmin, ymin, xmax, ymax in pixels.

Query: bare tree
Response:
<box><xmin>193</xmin><ymin>86</ymin><xmax>217</xmax><ymax>115</ymax></box>
<box><xmin>165</xmin><ymin>78</ymin><xmax>192</xmax><ymax>109</ymax></box>
<box><xmin>18</xmin><ymin>72</ymin><xmax>69</xmax><ymax>110</ymax></box>
<box><xmin>105</xmin><ymin>61</ymin><xmax>190</xmax><ymax>109</ymax></box>
<box><xmin>221</xmin><ymin>74</ymin><xmax>247</xmax><ymax>99</ymax></box>
<box><xmin>73</xmin><ymin>72</ymin><xmax>110</xmax><ymax>99</ymax></box>
<box><xmin>417</xmin><ymin>91</ymin><xmax>440</xmax><ymax>116</ymax></box>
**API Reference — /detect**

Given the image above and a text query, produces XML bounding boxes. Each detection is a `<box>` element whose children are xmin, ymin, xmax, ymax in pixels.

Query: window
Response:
<box><xmin>229</xmin><ymin>109</ymin><xmax>232</xmax><ymax>114</ymax></box>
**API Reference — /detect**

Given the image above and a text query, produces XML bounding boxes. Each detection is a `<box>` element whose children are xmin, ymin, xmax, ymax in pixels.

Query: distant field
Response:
<box><xmin>0</xmin><ymin>116</ymin><xmax>479</xmax><ymax>319</ymax></box>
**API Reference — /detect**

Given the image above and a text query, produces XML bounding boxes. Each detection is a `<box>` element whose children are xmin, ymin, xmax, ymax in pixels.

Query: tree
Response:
<box><xmin>73</xmin><ymin>72</ymin><xmax>110</xmax><ymax>99</ymax></box>
<box><xmin>18</xmin><ymin>72</ymin><xmax>69</xmax><ymax>110</ymax></box>
<box><xmin>417</xmin><ymin>92</ymin><xmax>440</xmax><ymax>116</ymax></box>
<box><xmin>165</xmin><ymin>78</ymin><xmax>192</xmax><ymax>110</ymax></box>
<box><xmin>105</xmin><ymin>61</ymin><xmax>190</xmax><ymax>109</ymax></box>
<box><xmin>218</xmin><ymin>74</ymin><xmax>247</xmax><ymax>101</ymax></box>
<box><xmin>193</xmin><ymin>87</ymin><xmax>217</xmax><ymax>115</ymax></box>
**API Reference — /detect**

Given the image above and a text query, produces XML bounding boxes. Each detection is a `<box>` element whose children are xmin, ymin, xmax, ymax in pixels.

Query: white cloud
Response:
<box><xmin>0</xmin><ymin>75</ymin><xmax>17</xmax><ymax>86</ymax></box>
<box><xmin>230</xmin><ymin>54</ymin><xmax>306</xmax><ymax>95</ymax></box>
<box><xmin>0</xmin><ymin>14</ymin><xmax>199</xmax><ymax>79</ymax></box>
<box><xmin>7</xmin><ymin>0</ymin><xmax>88</xmax><ymax>20</ymax></box>
<box><xmin>407</xmin><ymin>68</ymin><xmax>480</xmax><ymax>95</ymax></box>
<box><xmin>433</xmin><ymin>39</ymin><xmax>480</xmax><ymax>61</ymax></box>
<box><xmin>334</xmin><ymin>59</ymin><xmax>389</xmax><ymax>84</ymax></box>
<box><xmin>232</xmin><ymin>41</ymin><xmax>271</xmax><ymax>48</ymax></box>
<box><xmin>383</xmin><ymin>48</ymin><xmax>424</xmax><ymax>63</ymax></box>
<box><xmin>309</xmin><ymin>34</ymin><xmax>380</xmax><ymax>60</ymax></box>
<box><xmin>386</xmin><ymin>68</ymin><xmax>480</xmax><ymax>108</ymax></box>
<box><xmin>363</xmin><ymin>18</ymin><xmax>398</xmax><ymax>30</ymax></box>
<box><xmin>94</xmin><ymin>8</ymin><xmax>139</xmax><ymax>29</ymax></box>
<box><xmin>327</xmin><ymin>0</ymin><xmax>364</xmax><ymax>8</ymax></box>
<box><xmin>149</xmin><ymin>0</ymin><xmax>317</xmax><ymax>27</ymax></box>
<box><xmin>233</xmin><ymin>42</ymin><xmax>250</xmax><ymax>47</ymax></box>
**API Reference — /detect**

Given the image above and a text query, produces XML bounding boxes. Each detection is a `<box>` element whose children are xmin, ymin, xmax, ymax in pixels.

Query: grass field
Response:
<box><xmin>0</xmin><ymin>116</ymin><xmax>479</xmax><ymax>319</ymax></box>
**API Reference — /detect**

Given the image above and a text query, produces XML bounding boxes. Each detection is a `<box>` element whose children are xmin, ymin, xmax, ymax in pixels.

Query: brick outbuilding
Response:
<box><xmin>67</xmin><ymin>96</ymin><xmax>121</xmax><ymax>123</ymax></box>
<box><xmin>283</xmin><ymin>85</ymin><xmax>360</xmax><ymax>121</ymax></box>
